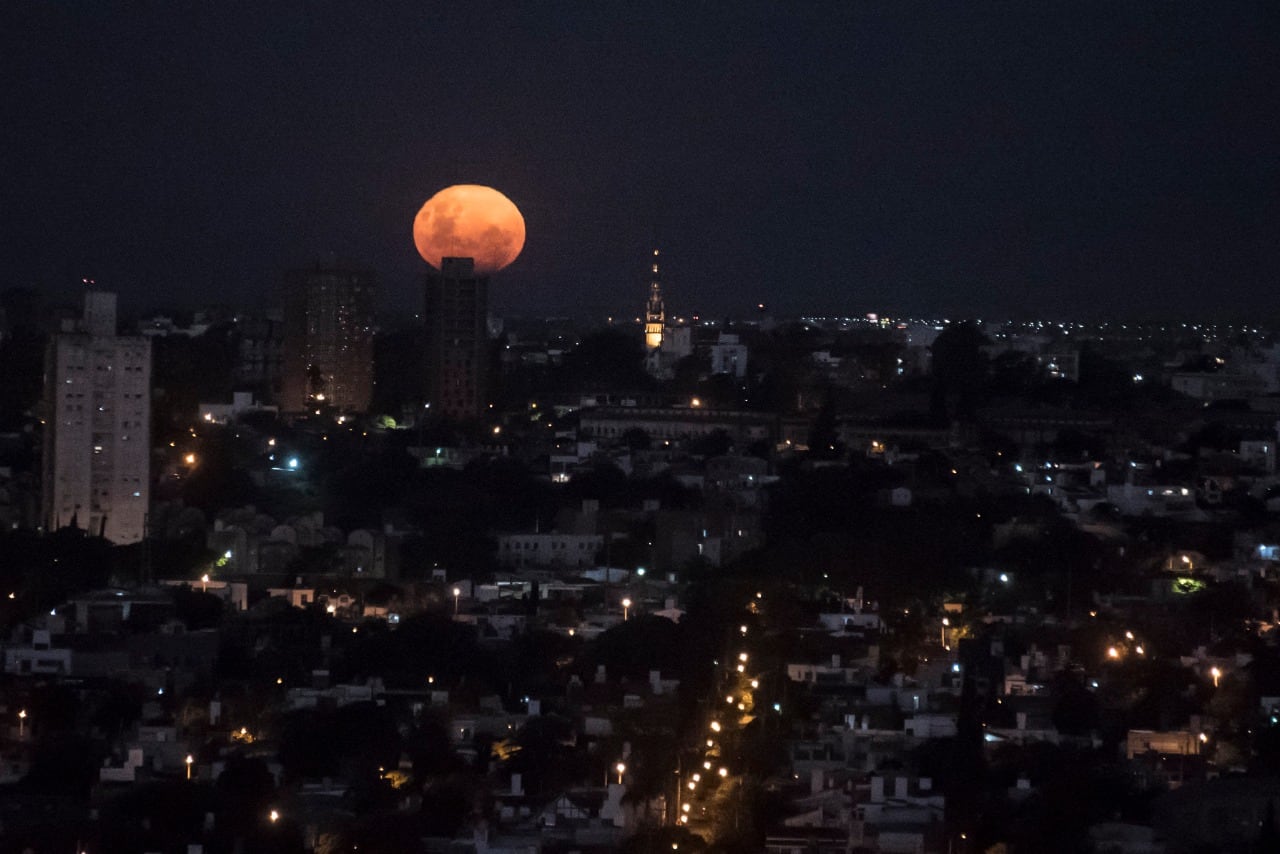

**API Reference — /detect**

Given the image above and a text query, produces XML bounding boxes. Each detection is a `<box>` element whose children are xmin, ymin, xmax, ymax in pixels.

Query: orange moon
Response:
<box><xmin>412</xmin><ymin>184</ymin><xmax>525</xmax><ymax>275</ymax></box>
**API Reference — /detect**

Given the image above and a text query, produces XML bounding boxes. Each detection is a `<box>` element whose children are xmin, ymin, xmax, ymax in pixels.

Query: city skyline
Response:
<box><xmin>2</xmin><ymin>2</ymin><xmax>1276</xmax><ymax>322</ymax></box>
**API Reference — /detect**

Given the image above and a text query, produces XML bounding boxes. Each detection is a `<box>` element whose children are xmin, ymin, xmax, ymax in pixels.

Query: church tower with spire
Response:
<box><xmin>644</xmin><ymin>249</ymin><xmax>664</xmax><ymax>351</ymax></box>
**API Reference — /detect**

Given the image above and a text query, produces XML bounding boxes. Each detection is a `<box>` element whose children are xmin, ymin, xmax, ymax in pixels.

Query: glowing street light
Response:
<box><xmin>452</xmin><ymin>587</ymin><xmax>461</xmax><ymax>615</ymax></box>
<box><xmin>710</xmin><ymin>721</ymin><xmax>722</xmax><ymax>733</ymax></box>
<box><xmin>18</xmin><ymin>709</ymin><xmax>26</xmax><ymax>738</ymax></box>
<box><xmin>941</xmin><ymin>616</ymin><xmax>950</xmax><ymax>647</ymax></box>
<box><xmin>201</xmin><ymin>574</ymin><xmax>209</xmax><ymax>593</ymax></box>
<box><xmin>269</xmin><ymin>809</ymin><xmax>280</xmax><ymax>823</ymax></box>
<box><xmin>1107</xmin><ymin>647</ymin><xmax>1120</xmax><ymax>660</ymax></box>
<box><xmin>1211</xmin><ymin>666</ymin><xmax>1222</xmax><ymax>688</ymax></box>
<box><xmin>186</xmin><ymin>754</ymin><xmax>194</xmax><ymax>780</ymax></box>
<box><xmin>622</xmin><ymin>598</ymin><xmax>632</xmax><ymax>621</ymax></box>
<box><xmin>718</xmin><ymin>766</ymin><xmax>728</xmax><ymax>777</ymax></box>
<box><xmin>615</xmin><ymin>762</ymin><xmax>626</xmax><ymax>784</ymax></box>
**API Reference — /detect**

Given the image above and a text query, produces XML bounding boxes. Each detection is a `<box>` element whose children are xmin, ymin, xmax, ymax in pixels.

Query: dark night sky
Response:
<box><xmin>2</xmin><ymin>2</ymin><xmax>1276</xmax><ymax>321</ymax></box>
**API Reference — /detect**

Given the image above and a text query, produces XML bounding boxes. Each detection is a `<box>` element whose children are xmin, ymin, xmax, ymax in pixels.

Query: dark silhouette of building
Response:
<box><xmin>424</xmin><ymin>257</ymin><xmax>489</xmax><ymax>420</ymax></box>
<box><xmin>232</xmin><ymin>314</ymin><xmax>285</xmax><ymax>404</ymax></box>
<box><xmin>280</xmin><ymin>263</ymin><xmax>375</xmax><ymax>413</ymax></box>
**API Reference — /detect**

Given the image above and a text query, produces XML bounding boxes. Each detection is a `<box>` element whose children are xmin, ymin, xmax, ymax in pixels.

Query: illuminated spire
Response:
<box><xmin>645</xmin><ymin>249</ymin><xmax>664</xmax><ymax>350</ymax></box>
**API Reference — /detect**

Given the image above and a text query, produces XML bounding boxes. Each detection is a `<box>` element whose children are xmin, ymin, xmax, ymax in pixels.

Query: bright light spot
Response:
<box><xmin>287</xmin><ymin>457</ymin><xmax>299</xmax><ymax>470</ymax></box>
<box><xmin>718</xmin><ymin>767</ymin><xmax>728</xmax><ymax>777</ymax></box>
<box><xmin>184</xmin><ymin>453</ymin><xmax>196</xmax><ymax>465</ymax></box>
<box><xmin>710</xmin><ymin>721</ymin><xmax>721</xmax><ymax>732</ymax></box>
<box><xmin>1107</xmin><ymin>647</ymin><xmax>1119</xmax><ymax>659</ymax></box>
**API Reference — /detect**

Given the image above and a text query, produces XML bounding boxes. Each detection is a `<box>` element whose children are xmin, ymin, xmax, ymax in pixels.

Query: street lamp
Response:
<box><xmin>18</xmin><ymin>709</ymin><xmax>26</xmax><ymax>738</ymax></box>
<box><xmin>269</xmin><ymin>809</ymin><xmax>280</xmax><ymax>823</ymax></box>
<box><xmin>201</xmin><ymin>574</ymin><xmax>209</xmax><ymax>593</ymax></box>
<box><xmin>615</xmin><ymin>762</ymin><xmax>626</xmax><ymax>784</ymax></box>
<box><xmin>941</xmin><ymin>617</ymin><xmax>950</xmax><ymax>648</ymax></box>
<box><xmin>185</xmin><ymin>755</ymin><xmax>194</xmax><ymax>780</ymax></box>
<box><xmin>452</xmin><ymin>587</ymin><xmax>461</xmax><ymax>615</ymax></box>
<box><xmin>622</xmin><ymin>598</ymin><xmax>632</xmax><ymax>621</ymax></box>
<box><xmin>1211</xmin><ymin>666</ymin><xmax>1222</xmax><ymax>688</ymax></box>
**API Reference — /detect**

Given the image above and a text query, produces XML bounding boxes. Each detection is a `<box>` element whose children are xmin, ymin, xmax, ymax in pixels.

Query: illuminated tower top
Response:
<box><xmin>644</xmin><ymin>249</ymin><xmax>664</xmax><ymax>350</ymax></box>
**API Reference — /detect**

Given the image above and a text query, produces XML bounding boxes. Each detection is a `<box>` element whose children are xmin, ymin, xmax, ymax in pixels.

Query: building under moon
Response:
<box><xmin>415</xmin><ymin>185</ymin><xmax>524</xmax><ymax>421</ymax></box>
<box><xmin>424</xmin><ymin>257</ymin><xmax>491</xmax><ymax>420</ymax></box>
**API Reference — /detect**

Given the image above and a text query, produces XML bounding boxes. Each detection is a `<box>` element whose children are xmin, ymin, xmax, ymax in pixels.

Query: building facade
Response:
<box><xmin>424</xmin><ymin>257</ymin><xmax>490</xmax><ymax>420</ymax></box>
<box><xmin>42</xmin><ymin>291</ymin><xmax>151</xmax><ymax>544</ymax></box>
<box><xmin>280</xmin><ymin>264</ymin><xmax>376</xmax><ymax>413</ymax></box>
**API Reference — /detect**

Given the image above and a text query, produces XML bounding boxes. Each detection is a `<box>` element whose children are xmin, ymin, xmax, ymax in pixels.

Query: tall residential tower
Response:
<box><xmin>424</xmin><ymin>257</ymin><xmax>489</xmax><ymax>420</ymax></box>
<box><xmin>42</xmin><ymin>291</ymin><xmax>151</xmax><ymax>544</ymax></box>
<box><xmin>280</xmin><ymin>263</ymin><xmax>376</xmax><ymax>413</ymax></box>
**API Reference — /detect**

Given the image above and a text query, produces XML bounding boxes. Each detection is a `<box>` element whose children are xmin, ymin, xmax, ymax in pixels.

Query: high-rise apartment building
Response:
<box><xmin>280</xmin><ymin>263</ymin><xmax>376</xmax><ymax>413</ymax></box>
<box><xmin>424</xmin><ymin>257</ymin><xmax>489</xmax><ymax>420</ymax></box>
<box><xmin>42</xmin><ymin>291</ymin><xmax>151</xmax><ymax>544</ymax></box>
